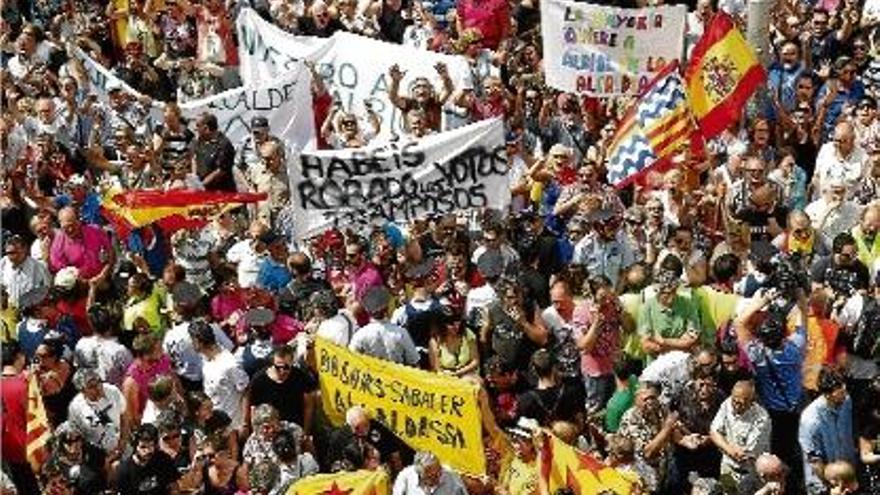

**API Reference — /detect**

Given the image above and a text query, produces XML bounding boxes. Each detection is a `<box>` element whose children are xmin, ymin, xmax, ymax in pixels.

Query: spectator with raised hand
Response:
<box><xmin>388</xmin><ymin>62</ymin><xmax>455</xmax><ymax>135</ymax></box>
<box><xmin>321</xmin><ymin>100</ymin><xmax>381</xmax><ymax>149</ymax></box>
<box><xmin>735</xmin><ymin>287</ymin><xmax>809</xmax><ymax>491</ymax></box>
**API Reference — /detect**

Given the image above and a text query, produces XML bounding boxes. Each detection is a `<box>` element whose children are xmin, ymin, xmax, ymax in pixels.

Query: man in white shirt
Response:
<box><xmin>710</xmin><ymin>380</ymin><xmax>772</xmax><ymax>495</ymax></box>
<box><xmin>226</xmin><ymin>221</ymin><xmax>271</xmax><ymax>289</ymax></box>
<box><xmin>191</xmin><ymin>321</ymin><xmax>250</xmax><ymax>430</ymax></box>
<box><xmin>0</xmin><ymin>235</ymin><xmax>51</xmax><ymax>311</ymax></box>
<box><xmin>68</xmin><ymin>369</ymin><xmax>128</xmax><ymax>458</ymax></box>
<box><xmin>805</xmin><ymin>180</ymin><xmax>863</xmax><ymax>245</ymax></box>
<box><xmin>392</xmin><ymin>451</ymin><xmax>467</xmax><ymax>495</ymax></box>
<box><xmin>813</xmin><ymin>121</ymin><xmax>868</xmax><ymax>200</ymax></box>
<box><xmin>349</xmin><ymin>286</ymin><xmax>419</xmax><ymax>366</ymax></box>
<box><xmin>74</xmin><ymin>306</ymin><xmax>133</xmax><ymax>387</ymax></box>
<box><xmin>163</xmin><ymin>282</ymin><xmax>235</xmax><ymax>391</ymax></box>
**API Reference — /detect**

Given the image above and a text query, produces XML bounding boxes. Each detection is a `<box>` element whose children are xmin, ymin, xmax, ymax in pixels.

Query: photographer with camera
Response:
<box><xmin>734</xmin><ymin>285</ymin><xmax>809</xmax><ymax>493</ymax></box>
<box><xmin>811</xmin><ymin>232</ymin><xmax>871</xmax><ymax>301</ymax></box>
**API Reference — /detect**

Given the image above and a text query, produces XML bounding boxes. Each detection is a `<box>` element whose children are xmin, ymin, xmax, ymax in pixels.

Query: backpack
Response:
<box><xmin>850</xmin><ymin>296</ymin><xmax>880</xmax><ymax>359</ymax></box>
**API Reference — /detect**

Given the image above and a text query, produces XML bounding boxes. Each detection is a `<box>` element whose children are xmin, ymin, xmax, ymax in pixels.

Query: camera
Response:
<box><xmin>756</xmin><ymin>308</ymin><xmax>788</xmax><ymax>349</ymax></box>
<box><xmin>825</xmin><ymin>267</ymin><xmax>858</xmax><ymax>297</ymax></box>
<box><xmin>765</xmin><ymin>252</ymin><xmax>810</xmax><ymax>305</ymax></box>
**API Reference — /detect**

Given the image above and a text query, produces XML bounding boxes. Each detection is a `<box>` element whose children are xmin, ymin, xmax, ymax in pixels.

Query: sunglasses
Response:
<box><xmin>273</xmin><ymin>363</ymin><xmax>292</xmax><ymax>371</ymax></box>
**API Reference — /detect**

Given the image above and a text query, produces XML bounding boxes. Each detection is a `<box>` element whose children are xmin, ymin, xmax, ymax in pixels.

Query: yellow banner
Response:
<box><xmin>287</xmin><ymin>469</ymin><xmax>389</xmax><ymax>495</ymax></box>
<box><xmin>315</xmin><ymin>338</ymin><xmax>485</xmax><ymax>475</ymax></box>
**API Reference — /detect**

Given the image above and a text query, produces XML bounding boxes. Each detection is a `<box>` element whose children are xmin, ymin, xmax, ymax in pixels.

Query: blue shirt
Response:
<box><xmin>816</xmin><ymin>80</ymin><xmax>865</xmax><ymax>140</ymax></box>
<box><xmin>765</xmin><ymin>62</ymin><xmax>805</xmax><ymax>120</ymax></box>
<box><xmin>55</xmin><ymin>193</ymin><xmax>103</xmax><ymax>226</ymax></box>
<box><xmin>745</xmin><ymin>326</ymin><xmax>806</xmax><ymax>412</ymax></box>
<box><xmin>127</xmin><ymin>226</ymin><xmax>168</xmax><ymax>279</ymax></box>
<box><xmin>799</xmin><ymin>395</ymin><xmax>855</xmax><ymax>494</ymax></box>
<box><xmin>256</xmin><ymin>258</ymin><xmax>292</xmax><ymax>293</ymax></box>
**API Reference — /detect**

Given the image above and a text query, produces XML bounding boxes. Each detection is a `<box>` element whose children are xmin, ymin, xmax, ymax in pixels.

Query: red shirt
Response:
<box><xmin>0</xmin><ymin>372</ymin><xmax>28</xmax><ymax>463</ymax></box>
<box><xmin>457</xmin><ymin>0</ymin><xmax>509</xmax><ymax>49</ymax></box>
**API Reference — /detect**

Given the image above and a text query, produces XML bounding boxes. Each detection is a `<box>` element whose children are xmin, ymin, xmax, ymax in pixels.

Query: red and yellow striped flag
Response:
<box><xmin>540</xmin><ymin>434</ymin><xmax>636</xmax><ymax>495</ymax></box>
<box><xmin>101</xmin><ymin>188</ymin><xmax>267</xmax><ymax>238</ymax></box>
<box><xmin>684</xmin><ymin>12</ymin><xmax>767</xmax><ymax>139</ymax></box>
<box><xmin>287</xmin><ymin>469</ymin><xmax>390</xmax><ymax>495</ymax></box>
<box><xmin>26</xmin><ymin>373</ymin><xmax>51</xmax><ymax>472</ymax></box>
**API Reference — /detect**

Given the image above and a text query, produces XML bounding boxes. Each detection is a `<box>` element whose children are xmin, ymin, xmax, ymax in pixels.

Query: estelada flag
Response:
<box><xmin>540</xmin><ymin>433</ymin><xmax>637</xmax><ymax>495</ymax></box>
<box><xmin>684</xmin><ymin>11</ymin><xmax>767</xmax><ymax>139</ymax></box>
<box><xmin>287</xmin><ymin>469</ymin><xmax>390</xmax><ymax>495</ymax></box>
<box><xmin>26</xmin><ymin>372</ymin><xmax>51</xmax><ymax>472</ymax></box>
<box><xmin>101</xmin><ymin>188</ymin><xmax>267</xmax><ymax>238</ymax></box>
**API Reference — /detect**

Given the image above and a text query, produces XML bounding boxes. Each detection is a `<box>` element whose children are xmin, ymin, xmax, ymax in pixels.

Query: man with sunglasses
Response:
<box><xmin>772</xmin><ymin>210</ymin><xmax>830</xmax><ymax>264</ymax></box>
<box><xmin>727</xmin><ymin>155</ymin><xmax>787</xmax><ymax>244</ymax></box>
<box><xmin>242</xmin><ymin>345</ymin><xmax>316</xmax><ymax>435</ymax></box>
<box><xmin>811</xmin><ymin>232</ymin><xmax>871</xmax><ymax>299</ymax></box>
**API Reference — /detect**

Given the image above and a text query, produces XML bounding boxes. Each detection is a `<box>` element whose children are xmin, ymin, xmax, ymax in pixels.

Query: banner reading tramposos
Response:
<box><xmin>315</xmin><ymin>338</ymin><xmax>486</xmax><ymax>476</ymax></box>
<box><xmin>73</xmin><ymin>47</ymin><xmax>316</xmax><ymax>152</ymax></box>
<box><xmin>290</xmin><ymin>118</ymin><xmax>510</xmax><ymax>240</ymax></box>
<box><xmin>540</xmin><ymin>0</ymin><xmax>686</xmax><ymax>96</ymax></box>
<box><xmin>236</xmin><ymin>8</ymin><xmax>472</xmax><ymax>138</ymax></box>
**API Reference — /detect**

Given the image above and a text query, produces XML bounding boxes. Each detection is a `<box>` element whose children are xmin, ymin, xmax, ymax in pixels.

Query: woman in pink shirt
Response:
<box><xmin>122</xmin><ymin>334</ymin><xmax>174</xmax><ymax>426</ymax></box>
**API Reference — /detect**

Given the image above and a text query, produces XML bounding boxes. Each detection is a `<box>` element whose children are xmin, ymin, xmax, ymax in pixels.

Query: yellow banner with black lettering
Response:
<box><xmin>315</xmin><ymin>338</ymin><xmax>485</xmax><ymax>476</ymax></box>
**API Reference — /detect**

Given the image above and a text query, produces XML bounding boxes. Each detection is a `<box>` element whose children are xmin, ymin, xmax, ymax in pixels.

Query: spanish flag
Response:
<box><xmin>101</xmin><ymin>188</ymin><xmax>267</xmax><ymax>238</ymax></box>
<box><xmin>684</xmin><ymin>12</ymin><xmax>766</xmax><ymax>139</ymax></box>
<box><xmin>540</xmin><ymin>434</ymin><xmax>636</xmax><ymax>495</ymax></box>
<box><xmin>26</xmin><ymin>373</ymin><xmax>51</xmax><ymax>472</ymax></box>
<box><xmin>287</xmin><ymin>469</ymin><xmax>390</xmax><ymax>495</ymax></box>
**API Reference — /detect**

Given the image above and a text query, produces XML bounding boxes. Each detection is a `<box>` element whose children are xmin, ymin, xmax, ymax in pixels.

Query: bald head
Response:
<box><xmin>755</xmin><ymin>453</ymin><xmax>785</xmax><ymax>480</ymax></box>
<box><xmin>834</xmin><ymin>122</ymin><xmax>856</xmax><ymax>154</ymax></box>
<box><xmin>862</xmin><ymin>204</ymin><xmax>879</xmax><ymax>236</ymax></box>
<box><xmin>59</xmin><ymin>207</ymin><xmax>81</xmax><ymax>238</ymax></box>
<box><xmin>731</xmin><ymin>380</ymin><xmax>755</xmax><ymax>415</ymax></box>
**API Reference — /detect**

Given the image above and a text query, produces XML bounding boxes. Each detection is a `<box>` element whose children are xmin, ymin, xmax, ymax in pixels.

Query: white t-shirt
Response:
<box><xmin>317</xmin><ymin>312</ymin><xmax>356</xmax><ymax>346</ymax></box>
<box><xmin>163</xmin><ymin>321</ymin><xmax>233</xmax><ymax>383</ymax></box>
<box><xmin>226</xmin><ymin>240</ymin><xmax>264</xmax><ymax>288</ymax></box>
<box><xmin>202</xmin><ymin>350</ymin><xmax>250</xmax><ymax>429</ymax></box>
<box><xmin>74</xmin><ymin>337</ymin><xmax>133</xmax><ymax>387</ymax></box>
<box><xmin>465</xmin><ymin>284</ymin><xmax>498</xmax><ymax>317</ymax></box>
<box><xmin>68</xmin><ymin>384</ymin><xmax>126</xmax><ymax>452</ymax></box>
<box><xmin>814</xmin><ymin>143</ymin><xmax>869</xmax><ymax>198</ymax></box>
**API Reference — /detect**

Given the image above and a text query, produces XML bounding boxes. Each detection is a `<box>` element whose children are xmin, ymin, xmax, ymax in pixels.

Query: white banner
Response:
<box><xmin>236</xmin><ymin>8</ymin><xmax>472</xmax><ymax>138</ymax></box>
<box><xmin>290</xmin><ymin>118</ymin><xmax>510</xmax><ymax>239</ymax></box>
<box><xmin>73</xmin><ymin>47</ymin><xmax>316</xmax><ymax>152</ymax></box>
<box><xmin>540</xmin><ymin>1</ymin><xmax>686</xmax><ymax>96</ymax></box>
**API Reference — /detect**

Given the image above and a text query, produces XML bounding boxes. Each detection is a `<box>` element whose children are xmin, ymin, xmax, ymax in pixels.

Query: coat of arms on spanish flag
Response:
<box><xmin>287</xmin><ymin>469</ymin><xmax>390</xmax><ymax>495</ymax></box>
<box><xmin>684</xmin><ymin>11</ymin><xmax>767</xmax><ymax>139</ymax></box>
<box><xmin>540</xmin><ymin>434</ymin><xmax>637</xmax><ymax>495</ymax></box>
<box><xmin>26</xmin><ymin>372</ymin><xmax>51</xmax><ymax>472</ymax></box>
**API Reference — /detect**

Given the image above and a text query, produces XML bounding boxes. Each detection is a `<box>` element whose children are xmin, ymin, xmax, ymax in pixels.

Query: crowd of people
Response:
<box><xmin>1</xmin><ymin>0</ymin><xmax>880</xmax><ymax>494</ymax></box>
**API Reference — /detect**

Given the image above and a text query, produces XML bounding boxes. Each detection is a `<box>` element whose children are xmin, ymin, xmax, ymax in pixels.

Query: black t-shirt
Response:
<box><xmin>193</xmin><ymin>134</ymin><xmax>236</xmax><ymax>191</ymax></box>
<box><xmin>115</xmin><ymin>451</ymin><xmax>179</xmax><ymax>495</ymax></box>
<box><xmin>247</xmin><ymin>366</ymin><xmax>317</xmax><ymax>427</ymax></box>
<box><xmin>517</xmin><ymin>382</ymin><xmax>583</xmax><ymax>425</ymax></box>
